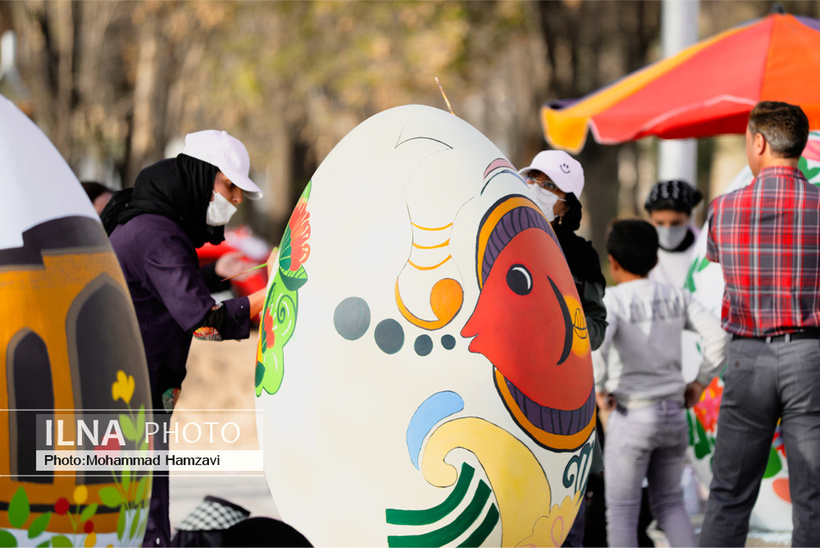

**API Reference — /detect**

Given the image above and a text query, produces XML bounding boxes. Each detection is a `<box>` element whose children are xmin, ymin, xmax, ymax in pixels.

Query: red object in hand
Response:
<box><xmin>198</xmin><ymin>226</ymin><xmax>271</xmax><ymax>297</ymax></box>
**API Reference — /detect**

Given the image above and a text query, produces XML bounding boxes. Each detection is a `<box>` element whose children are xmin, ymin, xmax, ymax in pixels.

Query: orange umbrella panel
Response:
<box><xmin>542</xmin><ymin>14</ymin><xmax>820</xmax><ymax>153</ymax></box>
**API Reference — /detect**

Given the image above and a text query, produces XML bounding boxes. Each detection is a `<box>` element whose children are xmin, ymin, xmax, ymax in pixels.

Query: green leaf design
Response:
<box><xmin>135</xmin><ymin>476</ymin><xmax>148</xmax><ymax>504</ymax></box>
<box><xmin>280</xmin><ymin>264</ymin><xmax>308</xmax><ymax>291</ymax></box>
<box><xmin>27</xmin><ymin>512</ymin><xmax>51</xmax><ymax>539</ymax></box>
<box><xmin>279</xmin><ymin>228</ymin><xmax>293</xmax><ymax>271</ymax></box>
<box><xmin>117</xmin><ymin>507</ymin><xmax>126</xmax><ymax>540</ymax></box>
<box><xmin>137</xmin><ymin>406</ymin><xmax>146</xmax><ymax>441</ymax></box>
<box><xmin>50</xmin><ymin>536</ymin><xmax>72</xmax><ymax>548</ymax></box>
<box><xmin>130</xmin><ymin>503</ymin><xmax>141</xmax><ymax>539</ymax></box>
<box><xmin>686</xmin><ymin>410</ymin><xmax>694</xmax><ymax>446</ymax></box>
<box><xmin>122</xmin><ymin>470</ymin><xmax>132</xmax><ymax>495</ymax></box>
<box><xmin>99</xmin><ymin>486</ymin><xmax>124</xmax><ymax>507</ymax></box>
<box><xmin>691</xmin><ymin>414</ymin><xmax>713</xmax><ymax>460</ymax></box>
<box><xmin>120</xmin><ymin>414</ymin><xmax>137</xmax><ymax>441</ymax></box>
<box><xmin>684</xmin><ymin>256</ymin><xmax>712</xmax><ymax>293</ymax></box>
<box><xmin>36</xmin><ymin>541</ymin><xmax>49</xmax><ymax>548</ymax></box>
<box><xmin>763</xmin><ymin>446</ymin><xmax>783</xmax><ymax>479</ymax></box>
<box><xmin>80</xmin><ymin>504</ymin><xmax>98</xmax><ymax>523</ymax></box>
<box><xmin>8</xmin><ymin>487</ymin><xmax>30</xmax><ymax>529</ymax></box>
<box><xmin>255</xmin><ymin>362</ymin><xmax>266</xmax><ymax>389</ymax></box>
<box><xmin>0</xmin><ymin>529</ymin><xmax>18</xmax><ymax>547</ymax></box>
<box><xmin>684</xmin><ymin>259</ymin><xmax>698</xmax><ymax>293</ymax></box>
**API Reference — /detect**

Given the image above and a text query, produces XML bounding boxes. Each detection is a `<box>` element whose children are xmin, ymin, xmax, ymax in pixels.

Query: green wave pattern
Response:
<box><xmin>386</xmin><ymin>463</ymin><xmax>499</xmax><ymax>547</ymax></box>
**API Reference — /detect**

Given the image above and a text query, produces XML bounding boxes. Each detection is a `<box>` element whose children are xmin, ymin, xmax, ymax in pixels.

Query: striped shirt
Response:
<box><xmin>706</xmin><ymin>166</ymin><xmax>820</xmax><ymax>337</ymax></box>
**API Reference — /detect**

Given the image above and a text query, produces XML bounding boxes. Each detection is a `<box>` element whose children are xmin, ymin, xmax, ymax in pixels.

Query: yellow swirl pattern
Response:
<box><xmin>421</xmin><ymin>417</ymin><xmax>567</xmax><ymax>546</ymax></box>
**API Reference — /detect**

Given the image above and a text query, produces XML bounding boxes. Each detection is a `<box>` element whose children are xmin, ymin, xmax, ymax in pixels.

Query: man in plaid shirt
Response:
<box><xmin>701</xmin><ymin>101</ymin><xmax>820</xmax><ymax>547</ymax></box>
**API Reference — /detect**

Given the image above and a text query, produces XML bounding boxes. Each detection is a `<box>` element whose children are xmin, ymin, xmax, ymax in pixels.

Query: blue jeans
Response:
<box><xmin>604</xmin><ymin>401</ymin><xmax>696</xmax><ymax>547</ymax></box>
<box><xmin>700</xmin><ymin>338</ymin><xmax>820</xmax><ymax>547</ymax></box>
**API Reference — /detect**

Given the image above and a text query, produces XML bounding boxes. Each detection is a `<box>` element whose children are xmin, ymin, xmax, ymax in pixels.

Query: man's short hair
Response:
<box><xmin>748</xmin><ymin>101</ymin><xmax>809</xmax><ymax>159</ymax></box>
<box><xmin>607</xmin><ymin>219</ymin><xmax>658</xmax><ymax>277</ymax></box>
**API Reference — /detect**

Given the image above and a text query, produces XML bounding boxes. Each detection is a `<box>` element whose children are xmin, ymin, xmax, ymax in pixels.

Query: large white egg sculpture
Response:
<box><xmin>255</xmin><ymin>105</ymin><xmax>596</xmax><ymax>546</ymax></box>
<box><xmin>683</xmin><ymin>131</ymin><xmax>820</xmax><ymax>533</ymax></box>
<box><xmin>0</xmin><ymin>95</ymin><xmax>152</xmax><ymax>547</ymax></box>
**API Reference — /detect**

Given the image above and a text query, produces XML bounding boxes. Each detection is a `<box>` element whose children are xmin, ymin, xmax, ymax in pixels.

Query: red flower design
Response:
<box><xmin>84</xmin><ymin>520</ymin><xmax>94</xmax><ymax>534</ymax></box>
<box><xmin>263</xmin><ymin>311</ymin><xmax>276</xmax><ymax>349</ymax></box>
<box><xmin>288</xmin><ymin>198</ymin><xmax>311</xmax><ymax>271</ymax></box>
<box><xmin>55</xmin><ymin>497</ymin><xmax>70</xmax><ymax>515</ymax></box>
<box><xmin>694</xmin><ymin>377</ymin><xmax>724</xmax><ymax>433</ymax></box>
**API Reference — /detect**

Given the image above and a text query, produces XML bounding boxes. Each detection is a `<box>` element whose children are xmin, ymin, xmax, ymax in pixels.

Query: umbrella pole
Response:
<box><xmin>658</xmin><ymin>0</ymin><xmax>699</xmax><ymax>185</ymax></box>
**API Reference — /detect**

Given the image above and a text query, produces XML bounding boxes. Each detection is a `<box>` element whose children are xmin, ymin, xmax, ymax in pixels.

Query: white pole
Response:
<box><xmin>658</xmin><ymin>0</ymin><xmax>700</xmax><ymax>185</ymax></box>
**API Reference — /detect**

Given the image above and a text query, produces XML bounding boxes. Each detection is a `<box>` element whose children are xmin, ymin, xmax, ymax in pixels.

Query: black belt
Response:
<box><xmin>732</xmin><ymin>329</ymin><xmax>820</xmax><ymax>343</ymax></box>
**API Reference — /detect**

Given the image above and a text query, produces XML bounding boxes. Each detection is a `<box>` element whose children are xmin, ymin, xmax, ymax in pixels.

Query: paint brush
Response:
<box><xmin>220</xmin><ymin>262</ymin><xmax>268</xmax><ymax>282</ymax></box>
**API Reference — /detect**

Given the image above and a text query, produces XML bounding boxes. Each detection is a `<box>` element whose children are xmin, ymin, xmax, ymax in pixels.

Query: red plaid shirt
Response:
<box><xmin>707</xmin><ymin>166</ymin><xmax>820</xmax><ymax>337</ymax></box>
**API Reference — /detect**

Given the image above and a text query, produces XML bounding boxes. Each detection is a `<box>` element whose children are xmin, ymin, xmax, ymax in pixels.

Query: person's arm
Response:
<box><xmin>591</xmin><ymin>296</ymin><xmax>616</xmax><ymax>404</ymax></box>
<box><xmin>579</xmin><ymin>279</ymin><xmax>608</xmax><ymax>351</ymax></box>
<box><xmin>683</xmin><ymin>294</ymin><xmax>730</xmax><ymax>405</ymax></box>
<box><xmin>200</xmin><ymin>261</ymin><xmax>233</xmax><ymax>294</ymax></box>
<box><xmin>192</xmin><ymin>247</ymin><xmax>278</xmax><ymax>340</ymax></box>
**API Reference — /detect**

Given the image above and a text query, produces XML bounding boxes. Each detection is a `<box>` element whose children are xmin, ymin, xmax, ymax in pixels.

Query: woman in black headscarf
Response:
<box><xmin>102</xmin><ymin>130</ymin><xmax>275</xmax><ymax>548</ymax></box>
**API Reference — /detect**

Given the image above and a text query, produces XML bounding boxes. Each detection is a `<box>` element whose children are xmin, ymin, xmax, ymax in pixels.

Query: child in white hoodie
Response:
<box><xmin>593</xmin><ymin>219</ymin><xmax>729</xmax><ymax>547</ymax></box>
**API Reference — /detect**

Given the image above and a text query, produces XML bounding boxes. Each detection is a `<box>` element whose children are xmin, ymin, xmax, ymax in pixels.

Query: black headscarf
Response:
<box><xmin>101</xmin><ymin>154</ymin><xmax>223</xmax><ymax>248</ymax></box>
<box><xmin>556</xmin><ymin>192</ymin><xmax>582</xmax><ymax>232</ymax></box>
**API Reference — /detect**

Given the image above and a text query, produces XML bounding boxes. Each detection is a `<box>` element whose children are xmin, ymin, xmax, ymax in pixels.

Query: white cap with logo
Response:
<box><xmin>519</xmin><ymin>150</ymin><xmax>584</xmax><ymax>197</ymax></box>
<box><xmin>182</xmin><ymin>130</ymin><xmax>263</xmax><ymax>200</ymax></box>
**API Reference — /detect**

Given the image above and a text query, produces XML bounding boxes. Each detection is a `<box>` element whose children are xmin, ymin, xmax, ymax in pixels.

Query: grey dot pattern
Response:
<box><xmin>335</xmin><ymin>297</ymin><xmax>457</xmax><ymax>354</ymax></box>
<box><xmin>333</xmin><ymin>297</ymin><xmax>371</xmax><ymax>340</ymax></box>
<box><xmin>414</xmin><ymin>335</ymin><xmax>433</xmax><ymax>356</ymax></box>
<box><xmin>374</xmin><ymin>319</ymin><xmax>405</xmax><ymax>354</ymax></box>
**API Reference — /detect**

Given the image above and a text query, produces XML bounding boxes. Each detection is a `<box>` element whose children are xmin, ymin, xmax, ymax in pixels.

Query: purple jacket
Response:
<box><xmin>110</xmin><ymin>214</ymin><xmax>251</xmax><ymax>410</ymax></box>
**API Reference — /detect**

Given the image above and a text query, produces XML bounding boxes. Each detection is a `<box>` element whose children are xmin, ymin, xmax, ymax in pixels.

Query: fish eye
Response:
<box><xmin>506</xmin><ymin>264</ymin><xmax>532</xmax><ymax>295</ymax></box>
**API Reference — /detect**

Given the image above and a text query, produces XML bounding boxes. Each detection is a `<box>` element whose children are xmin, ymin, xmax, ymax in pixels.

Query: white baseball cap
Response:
<box><xmin>519</xmin><ymin>150</ymin><xmax>584</xmax><ymax>197</ymax></box>
<box><xmin>182</xmin><ymin>130</ymin><xmax>263</xmax><ymax>200</ymax></box>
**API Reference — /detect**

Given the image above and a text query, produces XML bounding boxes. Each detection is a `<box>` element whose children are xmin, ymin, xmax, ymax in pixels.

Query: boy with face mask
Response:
<box><xmin>644</xmin><ymin>180</ymin><xmax>703</xmax><ymax>288</ymax></box>
<box><xmin>102</xmin><ymin>130</ymin><xmax>276</xmax><ymax>547</ymax></box>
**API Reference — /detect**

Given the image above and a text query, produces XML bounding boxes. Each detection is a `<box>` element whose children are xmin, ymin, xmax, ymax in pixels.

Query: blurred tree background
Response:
<box><xmin>1</xmin><ymin>0</ymin><xmax>818</xmax><ymax>253</ymax></box>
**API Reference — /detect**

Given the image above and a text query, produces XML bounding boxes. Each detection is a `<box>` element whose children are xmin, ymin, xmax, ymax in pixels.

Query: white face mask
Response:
<box><xmin>528</xmin><ymin>184</ymin><xmax>564</xmax><ymax>223</ymax></box>
<box><xmin>206</xmin><ymin>191</ymin><xmax>238</xmax><ymax>226</ymax></box>
<box><xmin>656</xmin><ymin>224</ymin><xmax>689</xmax><ymax>250</ymax></box>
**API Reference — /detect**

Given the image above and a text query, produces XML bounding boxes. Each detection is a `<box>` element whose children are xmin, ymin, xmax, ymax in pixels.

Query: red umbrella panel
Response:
<box><xmin>542</xmin><ymin>13</ymin><xmax>820</xmax><ymax>153</ymax></box>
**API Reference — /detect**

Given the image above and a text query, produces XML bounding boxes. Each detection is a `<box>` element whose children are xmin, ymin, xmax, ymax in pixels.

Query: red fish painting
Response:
<box><xmin>461</xmin><ymin>196</ymin><xmax>595</xmax><ymax>451</ymax></box>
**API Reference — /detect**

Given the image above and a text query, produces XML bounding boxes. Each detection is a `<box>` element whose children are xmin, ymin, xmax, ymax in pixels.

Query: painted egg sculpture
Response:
<box><xmin>0</xmin><ymin>95</ymin><xmax>152</xmax><ymax>547</ymax></box>
<box><xmin>683</xmin><ymin>133</ymin><xmax>820</xmax><ymax>533</ymax></box>
<box><xmin>255</xmin><ymin>105</ymin><xmax>596</xmax><ymax>547</ymax></box>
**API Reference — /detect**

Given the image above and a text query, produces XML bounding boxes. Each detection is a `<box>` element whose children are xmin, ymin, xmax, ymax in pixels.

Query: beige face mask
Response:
<box><xmin>206</xmin><ymin>191</ymin><xmax>238</xmax><ymax>226</ymax></box>
<box><xmin>528</xmin><ymin>184</ymin><xmax>565</xmax><ymax>223</ymax></box>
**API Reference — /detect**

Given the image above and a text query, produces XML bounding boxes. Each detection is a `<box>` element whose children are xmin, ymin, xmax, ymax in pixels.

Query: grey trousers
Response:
<box><xmin>700</xmin><ymin>337</ymin><xmax>820</xmax><ymax>547</ymax></box>
<box><xmin>604</xmin><ymin>400</ymin><xmax>697</xmax><ymax>547</ymax></box>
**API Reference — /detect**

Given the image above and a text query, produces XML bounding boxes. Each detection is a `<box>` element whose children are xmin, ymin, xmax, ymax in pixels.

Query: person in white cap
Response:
<box><xmin>101</xmin><ymin>130</ymin><xmax>275</xmax><ymax>548</ymax></box>
<box><xmin>520</xmin><ymin>149</ymin><xmax>607</xmax><ymax>547</ymax></box>
<box><xmin>519</xmin><ymin>150</ymin><xmax>607</xmax><ymax>348</ymax></box>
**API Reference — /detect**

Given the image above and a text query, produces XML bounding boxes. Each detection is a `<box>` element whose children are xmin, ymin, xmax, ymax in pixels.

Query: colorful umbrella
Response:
<box><xmin>542</xmin><ymin>13</ymin><xmax>820</xmax><ymax>153</ymax></box>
